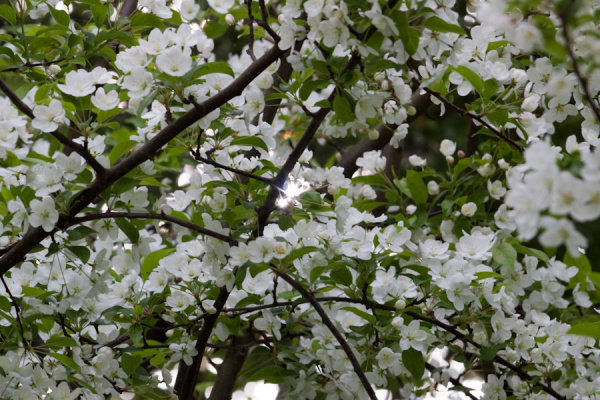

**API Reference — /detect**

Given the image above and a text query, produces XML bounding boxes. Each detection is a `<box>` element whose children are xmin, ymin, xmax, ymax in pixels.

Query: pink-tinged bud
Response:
<box><xmin>457</xmin><ymin>150</ymin><xmax>465</xmax><ymax>158</ymax></box>
<box><xmin>406</xmin><ymin>204</ymin><xmax>417</xmax><ymax>215</ymax></box>
<box><xmin>445</xmin><ymin>155</ymin><xmax>454</xmax><ymax>163</ymax></box>
<box><xmin>226</xmin><ymin>14</ymin><xmax>235</xmax><ymax>25</ymax></box>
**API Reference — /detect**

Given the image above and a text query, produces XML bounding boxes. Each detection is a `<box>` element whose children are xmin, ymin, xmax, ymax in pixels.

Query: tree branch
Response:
<box><xmin>246</xmin><ymin>0</ymin><xmax>257</xmax><ymax>61</ymax></box>
<box><xmin>70</xmin><ymin>212</ymin><xmax>238</xmax><ymax>245</ymax></box>
<box><xmin>174</xmin><ymin>287</ymin><xmax>230</xmax><ymax>400</ymax></box>
<box><xmin>0</xmin><ymin>77</ymin><xmax>107</xmax><ymax>176</ymax></box>
<box><xmin>192</xmin><ymin>153</ymin><xmax>274</xmax><ymax>186</ymax></box>
<box><xmin>559</xmin><ymin>2</ymin><xmax>600</xmax><ymax>125</ymax></box>
<box><xmin>273</xmin><ymin>270</ymin><xmax>378</xmax><ymax>400</ymax></box>
<box><xmin>225</xmin><ymin>294</ymin><xmax>566</xmax><ymax>400</ymax></box>
<box><xmin>209</xmin><ymin>333</ymin><xmax>253</xmax><ymax>400</ymax></box>
<box><xmin>257</xmin><ymin>0</ymin><xmax>281</xmax><ymax>42</ymax></box>
<box><xmin>0</xmin><ymin>44</ymin><xmax>283</xmax><ymax>277</ymax></box>
<box><xmin>421</xmin><ymin>87</ymin><xmax>524</xmax><ymax>153</ymax></box>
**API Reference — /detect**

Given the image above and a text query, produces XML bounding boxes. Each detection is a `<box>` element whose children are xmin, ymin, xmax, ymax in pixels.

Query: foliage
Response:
<box><xmin>0</xmin><ymin>0</ymin><xmax>599</xmax><ymax>399</ymax></box>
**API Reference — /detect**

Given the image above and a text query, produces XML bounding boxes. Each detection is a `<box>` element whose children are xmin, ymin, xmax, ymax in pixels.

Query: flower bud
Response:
<box><xmin>406</xmin><ymin>106</ymin><xmax>416</xmax><ymax>116</ymax></box>
<box><xmin>380</xmin><ymin>80</ymin><xmax>390</xmax><ymax>91</ymax></box>
<box><xmin>226</xmin><ymin>14</ymin><xmax>235</xmax><ymax>25</ymax></box>
<box><xmin>391</xmin><ymin>316</ymin><xmax>404</xmax><ymax>328</ymax></box>
<box><xmin>445</xmin><ymin>155</ymin><xmax>454</xmax><ymax>163</ymax></box>
<box><xmin>498</xmin><ymin>158</ymin><xmax>509</xmax><ymax>169</ymax></box>
<box><xmin>394</xmin><ymin>299</ymin><xmax>406</xmax><ymax>309</ymax></box>
<box><xmin>406</xmin><ymin>204</ymin><xmax>417</xmax><ymax>215</ymax></box>
<box><xmin>427</xmin><ymin>180</ymin><xmax>440</xmax><ymax>195</ymax></box>
<box><xmin>368</xmin><ymin>129</ymin><xmax>379</xmax><ymax>140</ymax></box>
<box><xmin>457</xmin><ymin>150</ymin><xmax>465</xmax><ymax>158</ymax></box>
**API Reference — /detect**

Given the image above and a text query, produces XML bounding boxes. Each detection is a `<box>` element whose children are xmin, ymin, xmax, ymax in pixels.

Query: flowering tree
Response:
<box><xmin>1</xmin><ymin>0</ymin><xmax>600</xmax><ymax>398</ymax></box>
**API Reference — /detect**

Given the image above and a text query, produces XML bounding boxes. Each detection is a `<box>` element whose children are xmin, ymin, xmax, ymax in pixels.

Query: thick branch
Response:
<box><xmin>175</xmin><ymin>287</ymin><xmax>230</xmax><ymax>400</ymax></box>
<box><xmin>274</xmin><ymin>271</ymin><xmax>377</xmax><ymax>400</ymax></box>
<box><xmin>70</xmin><ymin>212</ymin><xmax>238</xmax><ymax>245</ymax></box>
<box><xmin>0</xmin><ymin>45</ymin><xmax>283</xmax><ymax>276</ymax></box>
<box><xmin>0</xmin><ymin>78</ymin><xmax>107</xmax><ymax>176</ymax></box>
<box><xmin>209</xmin><ymin>333</ymin><xmax>253</xmax><ymax>400</ymax></box>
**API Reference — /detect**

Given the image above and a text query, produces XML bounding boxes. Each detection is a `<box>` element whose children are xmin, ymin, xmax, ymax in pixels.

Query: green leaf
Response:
<box><xmin>475</xmin><ymin>271</ymin><xmax>504</xmax><ymax>280</ymax></box>
<box><xmin>130</xmin><ymin>13</ymin><xmax>166</xmax><ymax>30</ymax></box>
<box><xmin>452</xmin><ymin>65</ymin><xmax>484</xmax><ymax>95</ymax></box>
<box><xmin>569</xmin><ymin>321</ymin><xmax>600</xmax><ymax>339</ymax></box>
<box><xmin>565</xmin><ymin>252</ymin><xmax>591</xmax><ymax>286</ymax></box>
<box><xmin>0</xmin><ymin>295</ymin><xmax>10</xmax><ymax>312</ymax></box>
<box><xmin>422</xmin><ymin>16</ymin><xmax>465</xmax><ymax>34</ymax></box>
<box><xmin>285</xmin><ymin>246</ymin><xmax>324</xmax><ymax>262</ymax></box>
<box><xmin>203</xmin><ymin>19</ymin><xmax>229</xmax><ymax>38</ymax></box>
<box><xmin>0</xmin><ymin>5</ymin><xmax>17</xmax><ymax>25</ymax></box>
<box><xmin>115</xmin><ymin>218</ymin><xmax>140</xmax><ymax>244</ymax></box>
<box><xmin>340</xmin><ymin>307</ymin><xmax>376</xmax><ymax>325</ymax></box>
<box><xmin>21</xmin><ymin>286</ymin><xmax>52</xmax><ymax>298</ymax></box>
<box><xmin>406</xmin><ymin>171</ymin><xmax>428</xmax><ymax>204</ymax></box>
<box><xmin>67</xmin><ymin>246</ymin><xmax>91</xmax><ymax>264</ymax></box>
<box><xmin>331</xmin><ymin>266</ymin><xmax>353</xmax><ymax>286</ymax></box>
<box><xmin>91</xmin><ymin>4</ymin><xmax>109</xmax><ymax>27</ymax></box>
<box><xmin>402</xmin><ymin>348</ymin><xmax>425</xmax><ymax>380</ymax></box>
<box><xmin>139</xmin><ymin>177</ymin><xmax>169</xmax><ymax>188</ymax></box>
<box><xmin>109</xmin><ymin>140</ymin><xmax>138</xmax><ymax>165</ymax></box>
<box><xmin>141</xmin><ymin>248</ymin><xmax>176</xmax><ymax>279</ymax></box>
<box><xmin>35</xmin><ymin>84</ymin><xmax>54</xmax><ymax>103</ymax></box>
<box><xmin>46</xmin><ymin>336</ymin><xmax>79</xmax><ymax>349</ymax></box>
<box><xmin>49</xmin><ymin>7</ymin><xmax>70</xmax><ymax>26</ymax></box>
<box><xmin>333</xmin><ymin>95</ymin><xmax>354</xmax><ymax>123</ymax></box>
<box><xmin>50</xmin><ymin>352</ymin><xmax>81</xmax><ymax>372</ymax></box>
<box><xmin>299</xmin><ymin>79</ymin><xmax>328</xmax><ymax>101</ymax></box>
<box><xmin>393</xmin><ymin>11</ymin><xmax>420</xmax><ymax>55</ymax></box>
<box><xmin>480</xmin><ymin>346</ymin><xmax>500</xmax><ymax>361</ymax></box>
<box><xmin>492</xmin><ymin>242</ymin><xmax>517</xmax><ymax>268</ymax></box>
<box><xmin>122</xmin><ymin>353</ymin><xmax>143</xmax><ymax>376</ymax></box>
<box><xmin>192</xmin><ymin>61</ymin><xmax>235</xmax><ymax>78</ymax></box>
<box><xmin>487</xmin><ymin>107</ymin><xmax>508</xmax><ymax>127</ymax></box>
<box><xmin>129</xmin><ymin>324</ymin><xmax>143</xmax><ymax>346</ymax></box>
<box><xmin>482</xmin><ymin>79</ymin><xmax>501</xmax><ymax>99</ymax></box>
<box><xmin>136</xmin><ymin>89</ymin><xmax>158</xmax><ymax>117</ymax></box>
<box><xmin>96</xmin><ymin>107</ymin><xmax>123</xmax><ymax>123</ymax></box>
<box><xmin>230</xmin><ymin>136</ymin><xmax>269</xmax><ymax>152</ymax></box>
<box><xmin>248</xmin><ymin>365</ymin><xmax>295</xmax><ymax>383</ymax></box>
<box><xmin>509</xmin><ymin>241</ymin><xmax>550</xmax><ymax>263</ymax></box>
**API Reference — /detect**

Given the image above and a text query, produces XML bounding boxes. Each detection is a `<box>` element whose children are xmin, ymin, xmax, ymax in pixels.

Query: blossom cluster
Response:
<box><xmin>0</xmin><ymin>0</ymin><xmax>600</xmax><ymax>399</ymax></box>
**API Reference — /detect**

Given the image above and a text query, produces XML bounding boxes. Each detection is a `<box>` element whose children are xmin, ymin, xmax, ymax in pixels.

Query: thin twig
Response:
<box><xmin>192</xmin><ymin>152</ymin><xmax>274</xmax><ymax>186</ymax></box>
<box><xmin>257</xmin><ymin>0</ymin><xmax>281</xmax><ymax>42</ymax></box>
<box><xmin>425</xmin><ymin>362</ymin><xmax>478</xmax><ymax>400</ymax></box>
<box><xmin>71</xmin><ymin>212</ymin><xmax>238</xmax><ymax>245</ymax></box>
<box><xmin>559</xmin><ymin>1</ymin><xmax>600</xmax><ymax>125</ymax></box>
<box><xmin>246</xmin><ymin>0</ymin><xmax>257</xmax><ymax>61</ymax></box>
<box><xmin>421</xmin><ymin>86</ymin><xmax>524</xmax><ymax>153</ymax></box>
<box><xmin>0</xmin><ymin>77</ymin><xmax>107</xmax><ymax>176</ymax></box>
<box><xmin>0</xmin><ymin>276</ymin><xmax>27</xmax><ymax>349</ymax></box>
